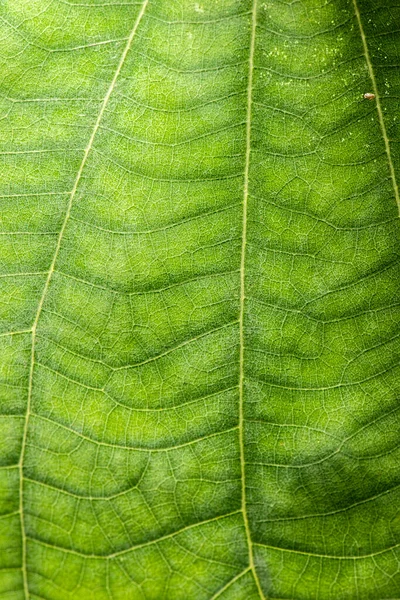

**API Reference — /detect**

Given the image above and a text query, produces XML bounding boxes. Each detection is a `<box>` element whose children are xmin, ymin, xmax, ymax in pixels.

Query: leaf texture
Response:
<box><xmin>1</xmin><ymin>0</ymin><xmax>400</xmax><ymax>598</ymax></box>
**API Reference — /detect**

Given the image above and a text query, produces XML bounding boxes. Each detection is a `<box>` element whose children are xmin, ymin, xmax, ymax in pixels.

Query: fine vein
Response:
<box><xmin>239</xmin><ymin>0</ymin><xmax>266</xmax><ymax>598</ymax></box>
<box><xmin>352</xmin><ymin>0</ymin><xmax>400</xmax><ymax>216</ymax></box>
<box><xmin>17</xmin><ymin>1</ymin><xmax>149</xmax><ymax>596</ymax></box>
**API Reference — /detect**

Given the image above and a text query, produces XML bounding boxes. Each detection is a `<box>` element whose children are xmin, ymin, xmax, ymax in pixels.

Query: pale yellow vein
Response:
<box><xmin>353</xmin><ymin>0</ymin><xmax>400</xmax><ymax>216</ymax></box>
<box><xmin>239</xmin><ymin>0</ymin><xmax>266</xmax><ymax>598</ymax></box>
<box><xmin>209</xmin><ymin>567</ymin><xmax>252</xmax><ymax>600</ymax></box>
<box><xmin>17</xmin><ymin>1</ymin><xmax>149</xmax><ymax>597</ymax></box>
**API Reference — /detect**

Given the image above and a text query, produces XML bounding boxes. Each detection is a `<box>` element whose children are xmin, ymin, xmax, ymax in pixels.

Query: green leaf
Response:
<box><xmin>1</xmin><ymin>0</ymin><xmax>400</xmax><ymax>598</ymax></box>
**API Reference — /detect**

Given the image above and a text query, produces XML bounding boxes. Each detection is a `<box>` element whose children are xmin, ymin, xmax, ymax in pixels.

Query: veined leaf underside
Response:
<box><xmin>0</xmin><ymin>0</ymin><xmax>400</xmax><ymax>599</ymax></box>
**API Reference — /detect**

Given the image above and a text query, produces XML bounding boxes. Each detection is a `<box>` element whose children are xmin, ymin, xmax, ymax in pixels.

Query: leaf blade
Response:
<box><xmin>1</xmin><ymin>0</ymin><xmax>400</xmax><ymax>598</ymax></box>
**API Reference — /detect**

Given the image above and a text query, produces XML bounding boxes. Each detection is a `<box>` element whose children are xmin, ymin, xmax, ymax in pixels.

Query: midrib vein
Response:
<box><xmin>17</xmin><ymin>1</ymin><xmax>149</xmax><ymax>596</ymax></box>
<box><xmin>239</xmin><ymin>0</ymin><xmax>265</xmax><ymax>598</ymax></box>
<box><xmin>352</xmin><ymin>0</ymin><xmax>400</xmax><ymax>216</ymax></box>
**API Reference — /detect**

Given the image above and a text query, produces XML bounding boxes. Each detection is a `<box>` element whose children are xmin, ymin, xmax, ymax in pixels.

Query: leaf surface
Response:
<box><xmin>1</xmin><ymin>0</ymin><xmax>400</xmax><ymax>598</ymax></box>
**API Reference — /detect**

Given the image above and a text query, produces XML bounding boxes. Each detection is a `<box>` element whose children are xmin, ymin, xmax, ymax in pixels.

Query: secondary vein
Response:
<box><xmin>17</xmin><ymin>1</ymin><xmax>149</xmax><ymax>597</ymax></box>
<box><xmin>352</xmin><ymin>0</ymin><xmax>400</xmax><ymax>216</ymax></box>
<box><xmin>239</xmin><ymin>0</ymin><xmax>266</xmax><ymax>598</ymax></box>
